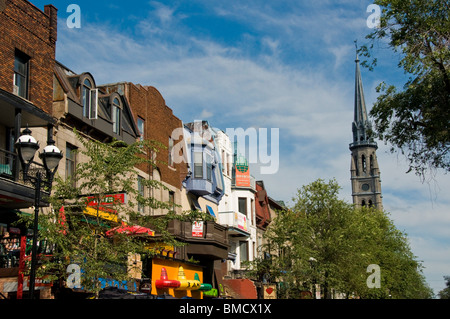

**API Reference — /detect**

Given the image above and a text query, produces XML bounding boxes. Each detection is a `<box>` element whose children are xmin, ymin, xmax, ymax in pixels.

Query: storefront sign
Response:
<box><xmin>65</xmin><ymin>263</ymin><xmax>137</xmax><ymax>291</ymax></box>
<box><xmin>235</xmin><ymin>156</ymin><xmax>250</xmax><ymax>187</ymax></box>
<box><xmin>263</xmin><ymin>284</ymin><xmax>277</xmax><ymax>299</ymax></box>
<box><xmin>83</xmin><ymin>193</ymin><xmax>127</xmax><ymax>222</ymax></box>
<box><xmin>192</xmin><ymin>221</ymin><xmax>204</xmax><ymax>238</ymax></box>
<box><xmin>86</xmin><ymin>192</ymin><xmax>127</xmax><ymax>206</ymax></box>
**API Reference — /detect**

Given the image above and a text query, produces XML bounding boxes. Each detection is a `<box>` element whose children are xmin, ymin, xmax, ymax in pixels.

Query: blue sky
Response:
<box><xmin>32</xmin><ymin>0</ymin><xmax>449</xmax><ymax>296</ymax></box>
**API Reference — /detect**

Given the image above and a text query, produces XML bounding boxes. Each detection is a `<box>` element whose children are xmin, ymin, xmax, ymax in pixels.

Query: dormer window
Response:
<box><xmin>82</xmin><ymin>78</ymin><xmax>98</xmax><ymax>119</ymax></box>
<box><xmin>112</xmin><ymin>97</ymin><xmax>121</xmax><ymax>134</ymax></box>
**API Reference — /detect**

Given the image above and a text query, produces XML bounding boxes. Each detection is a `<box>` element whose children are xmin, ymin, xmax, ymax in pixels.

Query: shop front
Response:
<box><xmin>150</xmin><ymin>258</ymin><xmax>204</xmax><ymax>299</ymax></box>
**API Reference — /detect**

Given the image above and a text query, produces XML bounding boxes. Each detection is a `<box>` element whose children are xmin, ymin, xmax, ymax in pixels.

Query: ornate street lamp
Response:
<box><xmin>15</xmin><ymin>126</ymin><xmax>62</xmax><ymax>299</ymax></box>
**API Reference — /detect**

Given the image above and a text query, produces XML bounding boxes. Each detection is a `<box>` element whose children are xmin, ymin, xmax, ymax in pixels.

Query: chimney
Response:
<box><xmin>44</xmin><ymin>5</ymin><xmax>58</xmax><ymax>44</ymax></box>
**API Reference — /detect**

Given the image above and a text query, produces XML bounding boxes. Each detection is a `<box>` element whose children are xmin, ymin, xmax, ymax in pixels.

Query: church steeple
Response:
<box><xmin>351</xmin><ymin>53</ymin><xmax>373</xmax><ymax>146</ymax></box>
<box><xmin>349</xmin><ymin>48</ymin><xmax>383</xmax><ymax>210</ymax></box>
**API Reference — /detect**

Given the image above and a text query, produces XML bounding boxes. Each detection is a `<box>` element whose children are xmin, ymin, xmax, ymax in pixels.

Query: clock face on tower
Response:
<box><xmin>362</xmin><ymin>183</ymin><xmax>370</xmax><ymax>191</ymax></box>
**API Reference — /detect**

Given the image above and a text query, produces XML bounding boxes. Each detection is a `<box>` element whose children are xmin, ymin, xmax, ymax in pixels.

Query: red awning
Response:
<box><xmin>106</xmin><ymin>225</ymin><xmax>155</xmax><ymax>237</ymax></box>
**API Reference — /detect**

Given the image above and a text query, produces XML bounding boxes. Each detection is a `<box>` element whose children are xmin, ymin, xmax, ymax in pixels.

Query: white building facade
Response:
<box><xmin>214</xmin><ymin>129</ymin><xmax>257</xmax><ymax>277</ymax></box>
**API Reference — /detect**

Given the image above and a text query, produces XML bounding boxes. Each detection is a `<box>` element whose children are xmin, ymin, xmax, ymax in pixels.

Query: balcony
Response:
<box><xmin>0</xmin><ymin>147</ymin><xmax>49</xmax><ymax>209</ymax></box>
<box><xmin>164</xmin><ymin>219</ymin><xmax>229</xmax><ymax>260</ymax></box>
<box><xmin>184</xmin><ymin>178</ymin><xmax>213</xmax><ymax>196</ymax></box>
<box><xmin>218</xmin><ymin>211</ymin><xmax>250</xmax><ymax>237</ymax></box>
<box><xmin>231</xmin><ymin>175</ymin><xmax>256</xmax><ymax>191</ymax></box>
<box><xmin>0</xmin><ymin>88</ymin><xmax>56</xmax><ymax>209</ymax></box>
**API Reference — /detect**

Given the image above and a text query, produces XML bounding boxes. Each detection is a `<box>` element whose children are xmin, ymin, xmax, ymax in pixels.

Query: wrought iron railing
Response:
<box><xmin>0</xmin><ymin>147</ymin><xmax>48</xmax><ymax>192</ymax></box>
<box><xmin>0</xmin><ymin>148</ymin><xmax>15</xmax><ymax>178</ymax></box>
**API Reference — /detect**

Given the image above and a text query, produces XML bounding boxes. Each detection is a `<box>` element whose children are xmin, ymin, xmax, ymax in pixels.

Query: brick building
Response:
<box><xmin>0</xmin><ymin>0</ymin><xmax>58</xmax><ymax>299</ymax></box>
<box><xmin>99</xmin><ymin>82</ymin><xmax>187</xmax><ymax>215</ymax></box>
<box><xmin>0</xmin><ymin>0</ymin><xmax>56</xmax><ymax>112</ymax></box>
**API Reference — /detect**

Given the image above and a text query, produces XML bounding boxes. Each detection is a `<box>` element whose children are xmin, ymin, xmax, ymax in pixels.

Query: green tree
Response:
<box><xmin>438</xmin><ymin>276</ymin><xmax>450</xmax><ymax>298</ymax></box>
<box><xmin>359</xmin><ymin>0</ymin><xmax>449</xmax><ymax>177</ymax></box>
<box><xmin>249</xmin><ymin>179</ymin><xmax>433</xmax><ymax>299</ymax></box>
<box><xmin>20</xmin><ymin>130</ymin><xmax>179</xmax><ymax>296</ymax></box>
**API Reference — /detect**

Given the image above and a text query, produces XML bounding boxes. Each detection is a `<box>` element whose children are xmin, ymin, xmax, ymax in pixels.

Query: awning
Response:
<box><xmin>105</xmin><ymin>224</ymin><xmax>155</xmax><ymax>237</ymax></box>
<box><xmin>206</xmin><ymin>205</ymin><xmax>216</xmax><ymax>218</ymax></box>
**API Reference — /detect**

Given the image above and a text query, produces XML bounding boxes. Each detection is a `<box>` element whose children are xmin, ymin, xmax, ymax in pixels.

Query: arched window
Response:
<box><xmin>82</xmin><ymin>78</ymin><xmax>91</xmax><ymax>117</ymax></box>
<box><xmin>362</xmin><ymin>155</ymin><xmax>367</xmax><ymax>173</ymax></box>
<box><xmin>370</xmin><ymin>155</ymin><xmax>374</xmax><ymax>175</ymax></box>
<box><xmin>361</xmin><ymin>200</ymin><xmax>366</xmax><ymax>207</ymax></box>
<box><xmin>112</xmin><ymin>97</ymin><xmax>121</xmax><ymax>134</ymax></box>
<box><xmin>81</xmin><ymin>77</ymin><xmax>98</xmax><ymax>119</ymax></box>
<box><xmin>368</xmin><ymin>200</ymin><xmax>373</xmax><ymax>207</ymax></box>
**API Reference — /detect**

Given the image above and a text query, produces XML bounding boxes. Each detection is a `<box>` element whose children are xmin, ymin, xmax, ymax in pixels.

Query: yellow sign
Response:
<box><xmin>176</xmin><ymin>266</ymin><xmax>201</xmax><ymax>290</ymax></box>
<box><xmin>83</xmin><ymin>206</ymin><xmax>118</xmax><ymax>222</ymax></box>
<box><xmin>151</xmin><ymin>258</ymin><xmax>203</xmax><ymax>299</ymax></box>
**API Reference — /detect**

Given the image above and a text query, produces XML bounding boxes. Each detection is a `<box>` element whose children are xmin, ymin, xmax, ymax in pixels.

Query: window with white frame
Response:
<box><xmin>65</xmin><ymin>143</ymin><xmax>77</xmax><ymax>187</ymax></box>
<box><xmin>238</xmin><ymin>197</ymin><xmax>247</xmax><ymax>215</ymax></box>
<box><xmin>206</xmin><ymin>153</ymin><xmax>212</xmax><ymax>181</ymax></box>
<box><xmin>168</xmin><ymin>136</ymin><xmax>174</xmax><ymax>166</ymax></box>
<box><xmin>137</xmin><ymin>117</ymin><xmax>145</xmax><ymax>141</ymax></box>
<box><xmin>194</xmin><ymin>152</ymin><xmax>203</xmax><ymax>178</ymax></box>
<box><xmin>82</xmin><ymin>78</ymin><xmax>98</xmax><ymax>119</ymax></box>
<box><xmin>112</xmin><ymin>97</ymin><xmax>121</xmax><ymax>134</ymax></box>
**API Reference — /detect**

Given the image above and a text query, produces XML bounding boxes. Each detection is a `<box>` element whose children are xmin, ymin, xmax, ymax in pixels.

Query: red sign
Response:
<box><xmin>86</xmin><ymin>193</ymin><xmax>127</xmax><ymax>206</ymax></box>
<box><xmin>192</xmin><ymin>221</ymin><xmax>204</xmax><ymax>238</ymax></box>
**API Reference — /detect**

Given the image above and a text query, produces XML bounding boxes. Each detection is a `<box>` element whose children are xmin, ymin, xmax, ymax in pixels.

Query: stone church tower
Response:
<box><xmin>349</xmin><ymin>53</ymin><xmax>383</xmax><ymax>210</ymax></box>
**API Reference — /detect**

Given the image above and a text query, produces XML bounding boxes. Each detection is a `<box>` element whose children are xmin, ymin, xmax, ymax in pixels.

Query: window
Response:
<box><xmin>82</xmin><ymin>78</ymin><xmax>98</xmax><ymax>119</ymax></box>
<box><xmin>206</xmin><ymin>154</ymin><xmax>212</xmax><ymax>181</ymax></box>
<box><xmin>168</xmin><ymin>137</ymin><xmax>174</xmax><ymax>167</ymax></box>
<box><xmin>354</xmin><ymin>155</ymin><xmax>359</xmax><ymax>176</ymax></box>
<box><xmin>138</xmin><ymin>176</ymin><xmax>145</xmax><ymax>214</ymax></box>
<box><xmin>14</xmin><ymin>51</ymin><xmax>29</xmax><ymax>99</ymax></box>
<box><xmin>251</xmin><ymin>198</ymin><xmax>254</xmax><ymax>225</ymax></box>
<box><xmin>222</xmin><ymin>150</ymin><xmax>226</xmax><ymax>174</ymax></box>
<box><xmin>239</xmin><ymin>241</ymin><xmax>248</xmax><ymax>263</ymax></box>
<box><xmin>193</xmin><ymin>152</ymin><xmax>203</xmax><ymax>178</ymax></box>
<box><xmin>238</xmin><ymin>197</ymin><xmax>247</xmax><ymax>215</ymax></box>
<box><xmin>362</xmin><ymin>155</ymin><xmax>367</xmax><ymax>173</ymax></box>
<box><xmin>112</xmin><ymin>97</ymin><xmax>121</xmax><ymax>134</ymax></box>
<box><xmin>215</xmin><ymin>162</ymin><xmax>223</xmax><ymax>191</ymax></box>
<box><xmin>370</xmin><ymin>155</ymin><xmax>374</xmax><ymax>175</ymax></box>
<box><xmin>137</xmin><ymin>117</ymin><xmax>145</xmax><ymax>141</ymax></box>
<box><xmin>65</xmin><ymin>144</ymin><xmax>77</xmax><ymax>187</ymax></box>
<box><xmin>169</xmin><ymin>191</ymin><xmax>175</xmax><ymax>213</ymax></box>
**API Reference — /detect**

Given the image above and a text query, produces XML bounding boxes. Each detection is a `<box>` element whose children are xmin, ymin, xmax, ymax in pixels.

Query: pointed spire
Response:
<box><xmin>354</xmin><ymin>48</ymin><xmax>368</xmax><ymax>126</ymax></box>
<box><xmin>351</xmin><ymin>42</ymin><xmax>375</xmax><ymax>147</ymax></box>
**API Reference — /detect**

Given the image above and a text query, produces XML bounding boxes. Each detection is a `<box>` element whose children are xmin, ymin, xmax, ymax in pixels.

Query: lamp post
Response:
<box><xmin>15</xmin><ymin>127</ymin><xmax>62</xmax><ymax>299</ymax></box>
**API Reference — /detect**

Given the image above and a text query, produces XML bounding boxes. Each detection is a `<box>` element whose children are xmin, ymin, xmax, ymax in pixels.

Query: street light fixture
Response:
<box><xmin>15</xmin><ymin>126</ymin><xmax>62</xmax><ymax>299</ymax></box>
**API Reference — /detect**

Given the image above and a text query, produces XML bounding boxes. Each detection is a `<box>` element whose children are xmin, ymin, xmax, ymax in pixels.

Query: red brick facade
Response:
<box><xmin>0</xmin><ymin>0</ymin><xmax>57</xmax><ymax>114</ymax></box>
<box><xmin>101</xmin><ymin>82</ymin><xmax>187</xmax><ymax>189</ymax></box>
<box><xmin>255</xmin><ymin>181</ymin><xmax>271</xmax><ymax>230</ymax></box>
